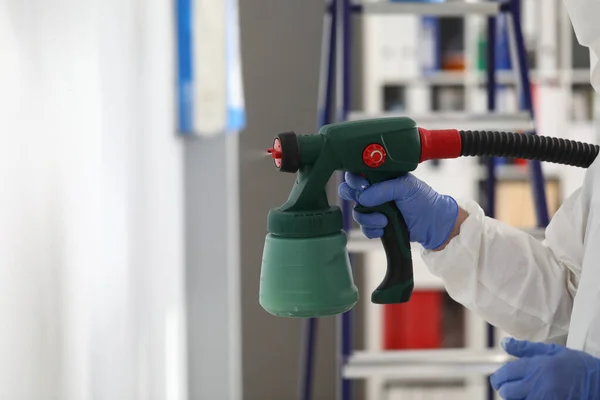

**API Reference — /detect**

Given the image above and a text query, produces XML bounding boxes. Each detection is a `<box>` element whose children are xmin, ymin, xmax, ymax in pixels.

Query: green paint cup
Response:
<box><xmin>259</xmin><ymin>231</ymin><xmax>358</xmax><ymax>318</ymax></box>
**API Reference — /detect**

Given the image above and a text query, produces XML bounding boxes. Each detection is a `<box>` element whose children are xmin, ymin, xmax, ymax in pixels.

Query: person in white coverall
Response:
<box><xmin>339</xmin><ymin>1</ymin><xmax>600</xmax><ymax>399</ymax></box>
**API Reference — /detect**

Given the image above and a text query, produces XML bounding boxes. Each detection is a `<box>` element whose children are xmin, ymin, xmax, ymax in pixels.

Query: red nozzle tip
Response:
<box><xmin>268</xmin><ymin>138</ymin><xmax>283</xmax><ymax>168</ymax></box>
<box><xmin>267</xmin><ymin>148</ymin><xmax>282</xmax><ymax>159</ymax></box>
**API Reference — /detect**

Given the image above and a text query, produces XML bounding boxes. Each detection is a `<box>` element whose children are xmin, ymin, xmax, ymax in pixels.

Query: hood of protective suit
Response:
<box><xmin>563</xmin><ymin>0</ymin><xmax>600</xmax><ymax>91</ymax></box>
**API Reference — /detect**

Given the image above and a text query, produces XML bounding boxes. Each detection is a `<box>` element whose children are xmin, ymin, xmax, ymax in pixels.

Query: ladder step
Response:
<box><xmin>357</xmin><ymin>1</ymin><xmax>501</xmax><ymax>16</ymax></box>
<box><xmin>343</xmin><ymin>349</ymin><xmax>513</xmax><ymax>380</ymax></box>
<box><xmin>347</xmin><ymin>111</ymin><xmax>534</xmax><ymax>132</ymax></box>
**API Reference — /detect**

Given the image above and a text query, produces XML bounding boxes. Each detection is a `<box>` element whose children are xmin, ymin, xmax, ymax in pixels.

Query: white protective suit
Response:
<box><xmin>421</xmin><ymin>0</ymin><xmax>600</xmax><ymax>357</ymax></box>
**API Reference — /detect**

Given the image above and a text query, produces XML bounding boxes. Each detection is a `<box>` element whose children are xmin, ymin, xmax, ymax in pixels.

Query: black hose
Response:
<box><xmin>459</xmin><ymin>130</ymin><xmax>599</xmax><ymax>168</ymax></box>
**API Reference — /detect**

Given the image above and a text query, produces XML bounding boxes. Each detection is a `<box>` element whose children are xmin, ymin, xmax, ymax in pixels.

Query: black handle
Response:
<box><xmin>354</xmin><ymin>201</ymin><xmax>414</xmax><ymax>304</ymax></box>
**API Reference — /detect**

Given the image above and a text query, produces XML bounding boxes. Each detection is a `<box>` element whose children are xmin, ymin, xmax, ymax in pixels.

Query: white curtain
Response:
<box><xmin>0</xmin><ymin>0</ymin><xmax>187</xmax><ymax>399</ymax></box>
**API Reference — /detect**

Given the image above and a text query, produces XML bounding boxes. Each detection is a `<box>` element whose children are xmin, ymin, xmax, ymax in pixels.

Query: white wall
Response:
<box><xmin>0</xmin><ymin>0</ymin><xmax>187</xmax><ymax>399</ymax></box>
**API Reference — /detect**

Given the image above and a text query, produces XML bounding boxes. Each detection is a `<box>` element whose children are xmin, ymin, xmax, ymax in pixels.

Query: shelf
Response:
<box><xmin>358</xmin><ymin>1</ymin><xmax>501</xmax><ymax>16</ymax></box>
<box><xmin>382</xmin><ymin>69</ymin><xmax>592</xmax><ymax>86</ymax></box>
<box><xmin>570</xmin><ymin>69</ymin><xmax>593</xmax><ymax>85</ymax></box>
<box><xmin>347</xmin><ymin>111</ymin><xmax>534</xmax><ymax>131</ymax></box>
<box><xmin>348</xmin><ymin>227</ymin><xmax>545</xmax><ymax>254</ymax></box>
<box><xmin>343</xmin><ymin>349</ymin><xmax>513</xmax><ymax>380</ymax></box>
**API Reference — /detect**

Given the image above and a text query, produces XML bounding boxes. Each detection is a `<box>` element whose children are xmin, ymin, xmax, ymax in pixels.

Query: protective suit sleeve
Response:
<box><xmin>421</xmin><ymin>190</ymin><xmax>584</xmax><ymax>343</ymax></box>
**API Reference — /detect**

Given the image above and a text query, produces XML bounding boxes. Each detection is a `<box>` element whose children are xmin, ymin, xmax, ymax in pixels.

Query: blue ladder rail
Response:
<box><xmin>299</xmin><ymin>1</ymin><xmax>550</xmax><ymax>400</ymax></box>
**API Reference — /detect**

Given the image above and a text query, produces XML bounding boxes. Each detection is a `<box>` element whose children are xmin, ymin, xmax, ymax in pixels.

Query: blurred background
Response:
<box><xmin>0</xmin><ymin>0</ymin><xmax>597</xmax><ymax>399</ymax></box>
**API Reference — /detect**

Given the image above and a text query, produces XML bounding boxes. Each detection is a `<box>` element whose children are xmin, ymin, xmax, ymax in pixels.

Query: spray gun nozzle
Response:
<box><xmin>267</xmin><ymin>148</ymin><xmax>282</xmax><ymax>159</ymax></box>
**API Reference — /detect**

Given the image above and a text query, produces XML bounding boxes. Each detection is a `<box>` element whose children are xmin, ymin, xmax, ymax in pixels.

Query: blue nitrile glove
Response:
<box><xmin>491</xmin><ymin>337</ymin><xmax>600</xmax><ymax>399</ymax></box>
<box><xmin>337</xmin><ymin>172</ymin><xmax>459</xmax><ymax>250</ymax></box>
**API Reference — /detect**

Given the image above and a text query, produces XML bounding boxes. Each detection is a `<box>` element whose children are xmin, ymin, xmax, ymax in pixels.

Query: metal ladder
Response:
<box><xmin>299</xmin><ymin>1</ymin><xmax>551</xmax><ymax>400</ymax></box>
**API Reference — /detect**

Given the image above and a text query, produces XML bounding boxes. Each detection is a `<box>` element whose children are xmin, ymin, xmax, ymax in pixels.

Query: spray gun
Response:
<box><xmin>259</xmin><ymin>116</ymin><xmax>598</xmax><ymax>318</ymax></box>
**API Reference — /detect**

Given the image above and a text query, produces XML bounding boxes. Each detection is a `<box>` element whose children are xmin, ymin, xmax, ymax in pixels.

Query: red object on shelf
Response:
<box><xmin>383</xmin><ymin>291</ymin><xmax>443</xmax><ymax>350</ymax></box>
<box><xmin>514</xmin><ymin>158</ymin><xmax>528</xmax><ymax>166</ymax></box>
<box><xmin>442</xmin><ymin>52</ymin><xmax>465</xmax><ymax>71</ymax></box>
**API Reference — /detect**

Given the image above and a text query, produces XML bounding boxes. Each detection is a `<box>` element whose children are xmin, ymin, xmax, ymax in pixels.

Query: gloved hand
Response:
<box><xmin>491</xmin><ymin>337</ymin><xmax>600</xmax><ymax>399</ymax></box>
<box><xmin>337</xmin><ymin>172</ymin><xmax>458</xmax><ymax>250</ymax></box>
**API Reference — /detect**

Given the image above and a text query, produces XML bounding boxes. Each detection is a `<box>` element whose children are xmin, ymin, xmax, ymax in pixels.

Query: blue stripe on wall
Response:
<box><xmin>176</xmin><ymin>0</ymin><xmax>194</xmax><ymax>134</ymax></box>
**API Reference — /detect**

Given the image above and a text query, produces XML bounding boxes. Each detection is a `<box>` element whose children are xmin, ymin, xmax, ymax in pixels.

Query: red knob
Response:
<box><xmin>363</xmin><ymin>144</ymin><xmax>386</xmax><ymax>168</ymax></box>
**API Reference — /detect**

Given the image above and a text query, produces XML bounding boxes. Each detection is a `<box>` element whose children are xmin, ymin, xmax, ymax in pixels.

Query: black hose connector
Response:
<box><xmin>459</xmin><ymin>130</ymin><xmax>599</xmax><ymax>168</ymax></box>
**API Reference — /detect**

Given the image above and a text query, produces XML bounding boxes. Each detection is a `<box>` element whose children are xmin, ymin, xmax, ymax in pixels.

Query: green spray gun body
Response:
<box><xmin>260</xmin><ymin>117</ymin><xmax>433</xmax><ymax>318</ymax></box>
<box><xmin>260</xmin><ymin>115</ymin><xmax>599</xmax><ymax>318</ymax></box>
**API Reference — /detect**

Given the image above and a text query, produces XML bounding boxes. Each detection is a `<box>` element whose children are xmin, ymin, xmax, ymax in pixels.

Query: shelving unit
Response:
<box><xmin>361</xmin><ymin>0</ymin><xmax>596</xmax><ymax>124</ymax></box>
<box><xmin>368</xmin><ymin>69</ymin><xmax>592</xmax><ymax>85</ymax></box>
<box><xmin>299</xmin><ymin>1</ymin><xmax>596</xmax><ymax>400</ymax></box>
